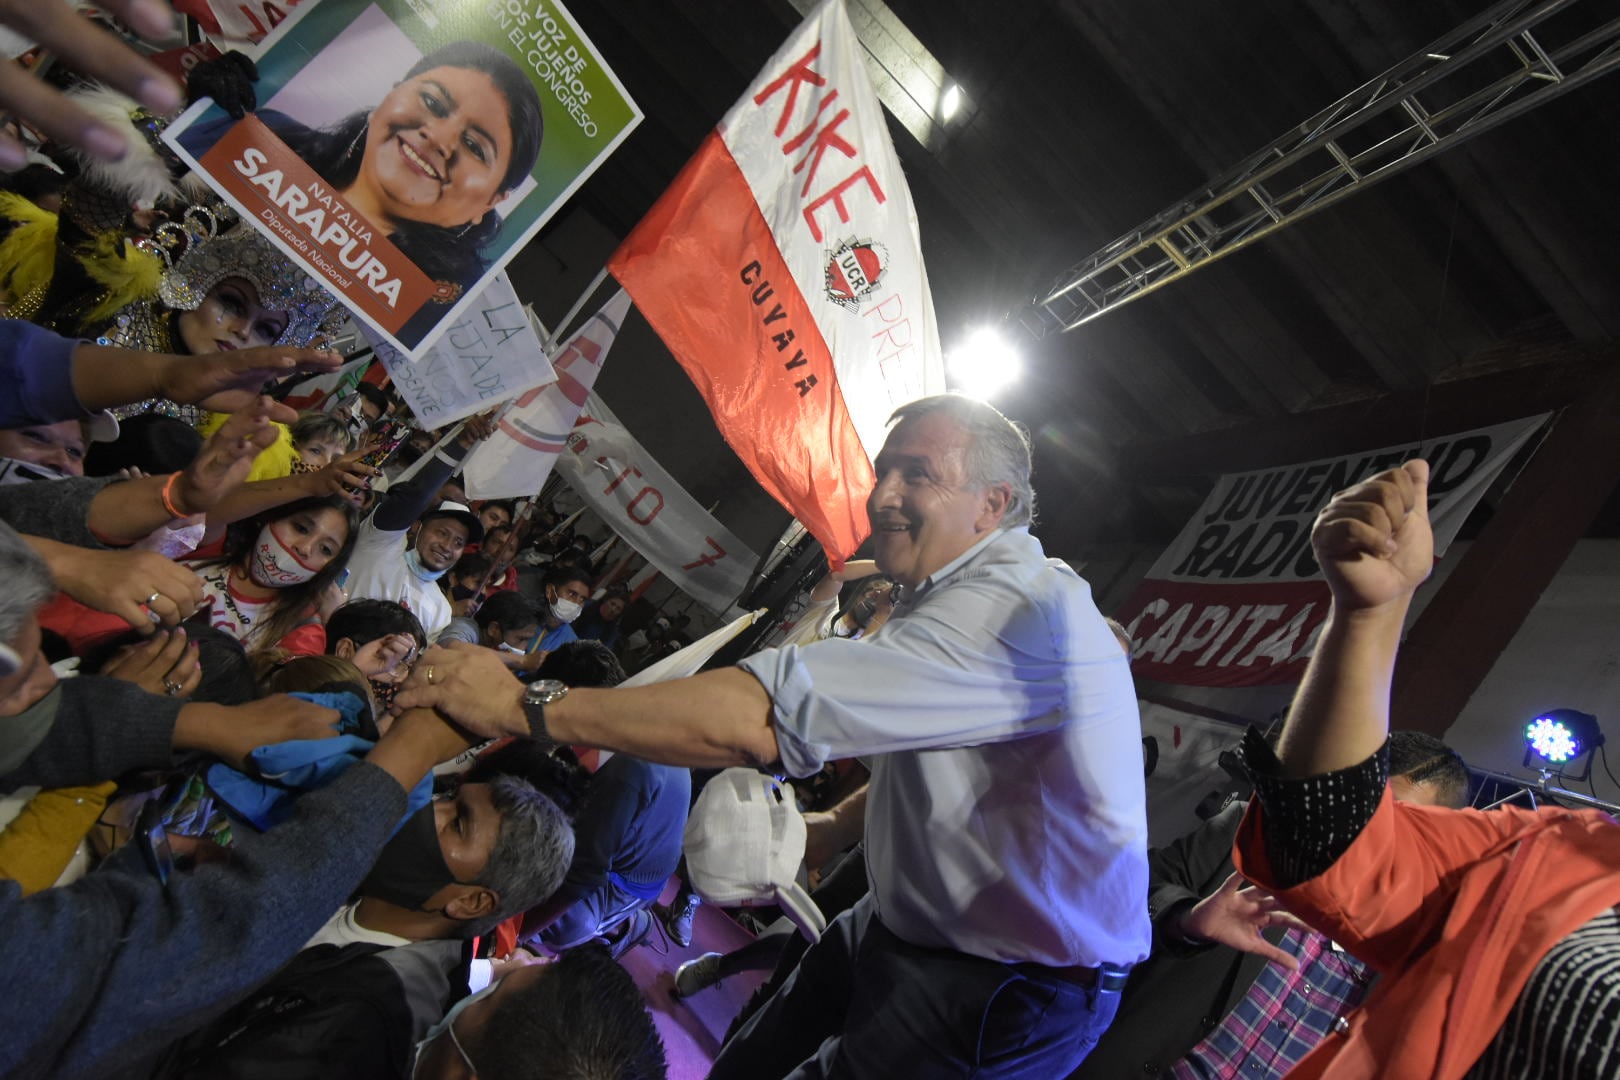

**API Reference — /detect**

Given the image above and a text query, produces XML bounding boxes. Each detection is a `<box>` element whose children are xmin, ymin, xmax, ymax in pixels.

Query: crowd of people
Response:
<box><xmin>0</xmin><ymin>5</ymin><xmax>1617</xmax><ymax>1080</ymax></box>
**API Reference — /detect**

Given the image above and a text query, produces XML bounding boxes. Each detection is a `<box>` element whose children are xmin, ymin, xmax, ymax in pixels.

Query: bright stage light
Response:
<box><xmin>1523</xmin><ymin>708</ymin><xmax>1603</xmax><ymax>780</ymax></box>
<box><xmin>947</xmin><ymin>326</ymin><xmax>1022</xmax><ymax>400</ymax></box>
<box><xmin>940</xmin><ymin>84</ymin><xmax>962</xmax><ymax>122</ymax></box>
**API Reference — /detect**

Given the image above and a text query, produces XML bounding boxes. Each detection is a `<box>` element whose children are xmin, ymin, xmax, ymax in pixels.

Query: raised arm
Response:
<box><xmin>1275</xmin><ymin>459</ymin><xmax>1432</xmax><ymax>778</ymax></box>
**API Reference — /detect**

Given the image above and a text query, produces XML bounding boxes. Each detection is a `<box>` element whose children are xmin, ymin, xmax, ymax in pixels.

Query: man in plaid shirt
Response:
<box><xmin>1070</xmin><ymin>731</ymin><xmax>1469</xmax><ymax>1080</ymax></box>
<box><xmin>1173</xmin><ymin>927</ymin><xmax>1374</xmax><ymax>1078</ymax></box>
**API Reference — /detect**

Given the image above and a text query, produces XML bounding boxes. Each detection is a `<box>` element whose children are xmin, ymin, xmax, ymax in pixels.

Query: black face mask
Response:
<box><xmin>450</xmin><ymin>583</ymin><xmax>477</xmax><ymax>602</ymax></box>
<box><xmin>358</xmin><ymin>802</ymin><xmax>458</xmax><ymax>911</ymax></box>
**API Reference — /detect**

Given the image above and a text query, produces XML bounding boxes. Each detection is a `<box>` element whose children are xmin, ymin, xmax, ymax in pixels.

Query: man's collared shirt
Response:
<box><xmin>739</xmin><ymin>527</ymin><xmax>1150</xmax><ymax>969</ymax></box>
<box><xmin>1172</xmin><ymin>930</ymin><xmax>1373</xmax><ymax>1079</ymax></box>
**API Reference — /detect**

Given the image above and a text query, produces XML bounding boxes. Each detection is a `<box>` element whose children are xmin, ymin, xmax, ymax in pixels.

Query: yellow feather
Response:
<box><xmin>0</xmin><ymin>191</ymin><xmax>59</xmax><ymax>303</ymax></box>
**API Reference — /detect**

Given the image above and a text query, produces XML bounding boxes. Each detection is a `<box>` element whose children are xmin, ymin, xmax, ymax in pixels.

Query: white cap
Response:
<box><xmin>682</xmin><ymin>768</ymin><xmax>827</xmax><ymax>942</ymax></box>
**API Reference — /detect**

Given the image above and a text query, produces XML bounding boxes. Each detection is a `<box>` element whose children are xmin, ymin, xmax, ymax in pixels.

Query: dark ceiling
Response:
<box><xmin>523</xmin><ymin>0</ymin><xmax>1620</xmax><ymax>557</ymax></box>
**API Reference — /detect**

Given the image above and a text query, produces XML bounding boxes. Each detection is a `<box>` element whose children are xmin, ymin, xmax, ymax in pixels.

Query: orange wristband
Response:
<box><xmin>160</xmin><ymin>472</ymin><xmax>188</xmax><ymax>519</ymax></box>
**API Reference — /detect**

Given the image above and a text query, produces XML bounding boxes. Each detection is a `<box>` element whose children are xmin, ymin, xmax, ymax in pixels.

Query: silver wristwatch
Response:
<box><xmin>521</xmin><ymin>678</ymin><xmax>569</xmax><ymax>743</ymax></box>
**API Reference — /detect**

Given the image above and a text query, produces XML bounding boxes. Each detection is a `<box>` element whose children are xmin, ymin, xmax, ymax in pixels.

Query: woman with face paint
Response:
<box><xmin>181</xmin><ymin>495</ymin><xmax>359</xmax><ymax>656</ymax></box>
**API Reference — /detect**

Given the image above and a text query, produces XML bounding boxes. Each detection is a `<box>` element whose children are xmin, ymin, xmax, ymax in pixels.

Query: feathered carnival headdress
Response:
<box><xmin>158</xmin><ymin>224</ymin><xmax>351</xmax><ymax>348</ymax></box>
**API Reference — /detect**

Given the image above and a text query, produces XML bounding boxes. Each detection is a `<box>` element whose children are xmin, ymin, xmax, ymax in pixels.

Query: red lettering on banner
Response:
<box><xmin>626</xmin><ymin>488</ymin><xmax>663</xmax><ymax>524</ymax></box>
<box><xmin>788</xmin><ymin>100</ymin><xmax>856</xmax><ymax>197</ymax></box>
<box><xmin>682</xmin><ymin>536</ymin><xmax>728</xmax><ymax>570</ymax></box>
<box><xmin>1116</xmin><ymin>579</ymin><xmax>1327</xmax><ymax>688</ymax></box>
<box><xmin>803</xmin><ymin>167</ymin><xmax>886</xmax><ymax>242</ymax></box>
<box><xmin>754</xmin><ymin>43</ymin><xmax>828</xmax><ymax>136</ymax></box>
<box><xmin>751</xmin><ymin>37</ymin><xmax>889</xmax><ymax>243</ymax></box>
<box><xmin>603</xmin><ymin>466</ymin><xmax>641</xmax><ymax>496</ymax></box>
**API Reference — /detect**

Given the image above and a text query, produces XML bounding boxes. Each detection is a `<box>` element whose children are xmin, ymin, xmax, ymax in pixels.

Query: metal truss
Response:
<box><xmin>1472</xmin><ymin>765</ymin><xmax>1620</xmax><ymax>814</ymax></box>
<box><xmin>1024</xmin><ymin>0</ymin><xmax>1620</xmax><ymax>339</ymax></box>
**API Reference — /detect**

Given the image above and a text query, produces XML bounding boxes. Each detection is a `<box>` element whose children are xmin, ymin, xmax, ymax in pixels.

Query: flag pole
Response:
<box><xmin>541</xmin><ymin>267</ymin><xmax>611</xmax><ymax>351</ymax></box>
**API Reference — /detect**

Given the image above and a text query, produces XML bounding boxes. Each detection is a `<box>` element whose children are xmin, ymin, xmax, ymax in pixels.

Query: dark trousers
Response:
<box><xmin>710</xmin><ymin>894</ymin><xmax>1120</xmax><ymax>1080</ymax></box>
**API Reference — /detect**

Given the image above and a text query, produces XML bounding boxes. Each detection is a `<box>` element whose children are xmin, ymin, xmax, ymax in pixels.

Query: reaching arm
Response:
<box><xmin>391</xmin><ymin>641</ymin><xmax>782</xmax><ymax>769</ymax></box>
<box><xmin>371</xmin><ymin>440</ymin><xmax>469</xmax><ymax>531</ymax></box>
<box><xmin>0</xmin><ymin>708</ymin><xmax>471</xmax><ymax>1080</ymax></box>
<box><xmin>69</xmin><ymin>342</ymin><xmax>342</xmax><ymax>420</ymax></box>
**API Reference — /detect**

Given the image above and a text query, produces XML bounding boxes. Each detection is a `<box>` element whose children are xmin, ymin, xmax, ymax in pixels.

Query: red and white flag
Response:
<box><xmin>607</xmin><ymin>0</ymin><xmax>944</xmax><ymax>564</ymax></box>
<box><xmin>462</xmin><ymin>290</ymin><xmax>632</xmax><ymax>499</ymax></box>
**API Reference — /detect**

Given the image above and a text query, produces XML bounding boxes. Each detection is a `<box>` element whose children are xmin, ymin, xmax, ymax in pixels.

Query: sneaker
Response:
<box><xmin>665</xmin><ymin>889</ymin><xmax>701</xmax><ymax>948</ymax></box>
<box><xmin>673</xmin><ymin>952</ymin><xmax>724</xmax><ymax>999</ymax></box>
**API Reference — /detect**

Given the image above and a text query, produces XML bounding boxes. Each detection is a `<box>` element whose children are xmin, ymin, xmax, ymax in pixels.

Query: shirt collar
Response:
<box><xmin>907</xmin><ymin>526</ymin><xmax>1024</xmax><ymax>602</ymax></box>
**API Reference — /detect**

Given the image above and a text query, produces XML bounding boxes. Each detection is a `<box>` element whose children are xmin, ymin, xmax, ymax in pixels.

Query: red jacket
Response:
<box><xmin>1234</xmin><ymin>786</ymin><xmax>1620</xmax><ymax>1079</ymax></box>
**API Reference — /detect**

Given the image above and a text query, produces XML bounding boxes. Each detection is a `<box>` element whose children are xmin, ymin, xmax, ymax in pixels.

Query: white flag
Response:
<box><xmin>556</xmin><ymin>390</ymin><xmax>758</xmax><ymax>614</ymax></box>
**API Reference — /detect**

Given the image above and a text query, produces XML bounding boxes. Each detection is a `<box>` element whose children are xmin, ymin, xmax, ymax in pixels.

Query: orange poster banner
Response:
<box><xmin>196</xmin><ymin>115</ymin><xmax>436</xmax><ymax>334</ymax></box>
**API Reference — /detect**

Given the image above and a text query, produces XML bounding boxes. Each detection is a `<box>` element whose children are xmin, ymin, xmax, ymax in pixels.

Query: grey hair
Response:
<box><xmin>888</xmin><ymin>394</ymin><xmax>1037</xmax><ymax>527</ymax></box>
<box><xmin>468</xmin><ymin>773</ymin><xmax>575</xmax><ymax>937</ymax></box>
<box><xmin>0</xmin><ymin>522</ymin><xmax>53</xmax><ymax>644</ymax></box>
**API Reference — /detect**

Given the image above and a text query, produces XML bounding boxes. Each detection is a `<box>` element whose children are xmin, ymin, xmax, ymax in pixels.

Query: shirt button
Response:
<box><xmin>1334</xmin><ymin>1017</ymin><xmax>1350</xmax><ymax>1035</ymax></box>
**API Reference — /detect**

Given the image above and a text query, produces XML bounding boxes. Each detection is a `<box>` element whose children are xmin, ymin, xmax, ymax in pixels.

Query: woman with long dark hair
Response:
<box><xmin>183</xmin><ymin>494</ymin><xmax>359</xmax><ymax>655</ymax></box>
<box><xmin>257</xmin><ymin>41</ymin><xmax>544</xmax><ymax>299</ymax></box>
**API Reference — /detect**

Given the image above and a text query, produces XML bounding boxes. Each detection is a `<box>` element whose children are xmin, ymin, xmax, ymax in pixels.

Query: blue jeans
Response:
<box><xmin>710</xmin><ymin>894</ymin><xmax>1122</xmax><ymax>1079</ymax></box>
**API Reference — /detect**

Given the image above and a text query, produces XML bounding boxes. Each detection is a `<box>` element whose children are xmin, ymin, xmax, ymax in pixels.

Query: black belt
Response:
<box><xmin>1015</xmin><ymin>961</ymin><xmax>1132</xmax><ymax>993</ymax></box>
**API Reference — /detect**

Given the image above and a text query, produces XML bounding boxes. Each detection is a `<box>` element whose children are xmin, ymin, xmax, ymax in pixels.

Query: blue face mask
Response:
<box><xmin>411</xmin><ymin>981</ymin><xmax>496</xmax><ymax>1077</ymax></box>
<box><xmin>404</xmin><ymin>547</ymin><xmax>448</xmax><ymax>583</ymax></box>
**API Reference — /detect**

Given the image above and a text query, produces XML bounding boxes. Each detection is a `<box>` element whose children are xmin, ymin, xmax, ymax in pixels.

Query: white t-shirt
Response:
<box><xmin>304</xmin><ymin>901</ymin><xmax>412</xmax><ymax>951</ymax></box>
<box><xmin>345</xmin><ymin>519</ymin><xmax>452</xmax><ymax>638</ymax></box>
<box><xmin>191</xmin><ymin>563</ymin><xmax>273</xmax><ymax>647</ymax></box>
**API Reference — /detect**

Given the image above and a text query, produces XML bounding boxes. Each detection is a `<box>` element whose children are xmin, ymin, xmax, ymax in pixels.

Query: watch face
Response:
<box><xmin>528</xmin><ymin>679</ymin><xmax>568</xmax><ymax>703</ymax></box>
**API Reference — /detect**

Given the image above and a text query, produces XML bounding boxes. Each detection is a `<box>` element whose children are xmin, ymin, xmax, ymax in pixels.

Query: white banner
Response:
<box><xmin>372</xmin><ymin>273</ymin><xmax>556</xmax><ymax>430</ymax></box>
<box><xmin>1116</xmin><ymin>413</ymin><xmax>1551</xmax><ymax>688</ymax></box>
<box><xmin>461</xmin><ymin>289</ymin><xmax>630</xmax><ymax>498</ymax></box>
<box><xmin>556</xmin><ymin>391</ymin><xmax>758</xmax><ymax>614</ymax></box>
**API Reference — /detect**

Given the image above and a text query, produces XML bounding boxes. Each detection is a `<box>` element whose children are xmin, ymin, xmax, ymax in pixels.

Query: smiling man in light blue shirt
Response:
<box><xmin>397</xmin><ymin>394</ymin><xmax>1151</xmax><ymax>1078</ymax></box>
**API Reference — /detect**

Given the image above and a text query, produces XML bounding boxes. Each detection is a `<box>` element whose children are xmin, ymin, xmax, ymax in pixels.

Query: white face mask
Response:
<box><xmin>411</xmin><ymin>980</ymin><xmax>496</xmax><ymax>1077</ymax></box>
<box><xmin>549</xmin><ymin>596</ymin><xmax>583</xmax><ymax>624</ymax></box>
<box><xmin>247</xmin><ymin>524</ymin><xmax>318</xmax><ymax>588</ymax></box>
<box><xmin>404</xmin><ymin>548</ymin><xmax>447</xmax><ymax>582</ymax></box>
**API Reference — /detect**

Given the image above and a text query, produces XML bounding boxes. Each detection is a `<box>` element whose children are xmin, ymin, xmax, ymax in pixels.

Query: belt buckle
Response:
<box><xmin>1096</xmin><ymin>963</ymin><xmax>1132</xmax><ymax>994</ymax></box>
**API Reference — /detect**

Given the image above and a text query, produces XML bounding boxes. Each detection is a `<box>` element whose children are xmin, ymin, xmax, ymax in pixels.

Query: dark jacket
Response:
<box><xmin>1069</xmin><ymin>802</ymin><xmax>1281</xmax><ymax>1079</ymax></box>
<box><xmin>0</xmin><ymin>760</ymin><xmax>407</xmax><ymax>1080</ymax></box>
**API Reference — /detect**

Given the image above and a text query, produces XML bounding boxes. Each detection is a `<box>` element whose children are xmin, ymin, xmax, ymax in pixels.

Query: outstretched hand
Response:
<box><xmin>0</xmin><ymin>0</ymin><xmax>182</xmax><ymax>168</ymax></box>
<box><xmin>303</xmin><ymin>447</ymin><xmax>382</xmax><ymax>505</ymax></box>
<box><xmin>392</xmin><ymin>641</ymin><xmax>529</xmax><ymax>741</ymax></box>
<box><xmin>172</xmin><ymin>397</ymin><xmax>283</xmax><ymax>515</ymax></box>
<box><xmin>1311</xmin><ymin>459</ymin><xmax>1433</xmax><ymax>614</ymax></box>
<box><xmin>1176</xmin><ymin>871</ymin><xmax>1311</xmax><ymax>969</ymax></box>
<box><xmin>160</xmin><ymin>346</ymin><xmax>344</xmax><ymax>420</ymax></box>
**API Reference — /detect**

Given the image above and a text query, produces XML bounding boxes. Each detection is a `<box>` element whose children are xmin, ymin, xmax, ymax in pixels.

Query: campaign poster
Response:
<box><xmin>163</xmin><ymin>0</ymin><xmax>641</xmax><ymax>357</ymax></box>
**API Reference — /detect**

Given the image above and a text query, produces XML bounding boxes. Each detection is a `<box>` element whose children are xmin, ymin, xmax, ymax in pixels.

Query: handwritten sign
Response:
<box><xmin>371</xmin><ymin>272</ymin><xmax>556</xmax><ymax>428</ymax></box>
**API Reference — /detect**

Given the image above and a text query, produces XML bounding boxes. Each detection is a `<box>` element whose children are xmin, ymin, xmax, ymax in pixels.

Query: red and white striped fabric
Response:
<box><xmin>608</xmin><ymin>0</ymin><xmax>944</xmax><ymax>564</ymax></box>
<box><xmin>462</xmin><ymin>290</ymin><xmax>632</xmax><ymax>499</ymax></box>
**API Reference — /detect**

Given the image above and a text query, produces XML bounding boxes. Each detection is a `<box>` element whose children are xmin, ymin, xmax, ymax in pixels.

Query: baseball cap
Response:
<box><xmin>418</xmin><ymin>500</ymin><xmax>484</xmax><ymax>545</ymax></box>
<box><xmin>682</xmin><ymin>768</ymin><xmax>827</xmax><ymax>942</ymax></box>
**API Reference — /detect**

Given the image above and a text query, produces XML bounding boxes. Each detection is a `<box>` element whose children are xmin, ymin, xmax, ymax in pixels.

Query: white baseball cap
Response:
<box><xmin>682</xmin><ymin>768</ymin><xmax>827</xmax><ymax>942</ymax></box>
